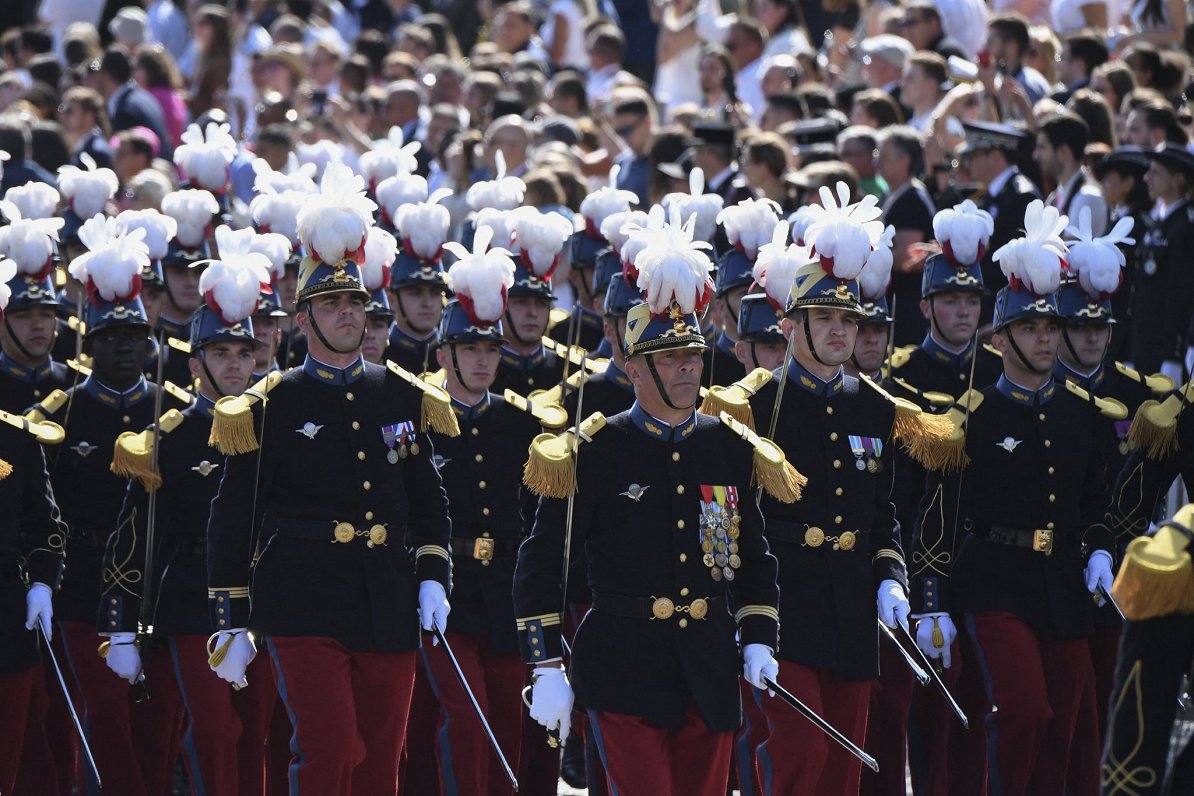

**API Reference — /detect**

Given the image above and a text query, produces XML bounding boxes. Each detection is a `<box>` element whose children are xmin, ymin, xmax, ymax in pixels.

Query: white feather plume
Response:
<box><xmin>362</xmin><ymin>226</ymin><xmax>399</xmax><ymax>291</ymax></box>
<box><xmin>198</xmin><ymin>226</ymin><xmax>272</xmax><ymax>325</ymax></box>
<box><xmin>162</xmin><ymin>189</ymin><xmax>219</xmax><ymax>248</ymax></box>
<box><xmin>716</xmin><ymin>198</ymin><xmax>782</xmax><ymax>260</ymax></box>
<box><xmin>475</xmin><ymin>208</ymin><xmax>517</xmax><ymax>251</ymax></box>
<box><xmin>579</xmin><ymin>164</ymin><xmax>639</xmax><ymax>230</ymax></box>
<box><xmin>992</xmin><ymin>200</ymin><xmax>1068</xmax><ymax>295</ymax></box>
<box><xmin>252</xmin><ymin>156</ymin><xmax>317</xmax><ymax>194</ymax></box>
<box><xmin>443</xmin><ymin>225</ymin><xmax>516</xmax><ymax>323</ymax></box>
<box><xmin>510</xmin><ymin>207</ymin><xmax>573</xmax><ymax>276</ymax></box>
<box><xmin>174</xmin><ymin>122</ymin><xmax>237</xmax><ymax>191</ymax></box>
<box><xmin>753</xmin><ymin>221</ymin><xmax>811</xmax><ymax>309</ymax></box>
<box><xmin>788</xmin><ymin>205</ymin><xmax>818</xmax><ymax>247</ymax></box>
<box><xmin>4</xmin><ymin>182</ymin><xmax>59</xmax><ymax>220</ymax></box>
<box><xmin>247</xmin><ymin>232</ymin><xmax>294</xmax><ymax>282</ymax></box>
<box><xmin>633</xmin><ymin>208</ymin><xmax>715</xmax><ymax>314</ymax></box>
<box><xmin>359</xmin><ymin>127</ymin><xmax>422</xmax><ymax>187</ymax></box>
<box><xmin>662</xmin><ymin>168</ymin><xmax>724</xmax><ymax>243</ymax></box>
<box><xmin>68</xmin><ymin>215</ymin><xmax>149</xmax><ymax>301</ymax></box>
<box><xmin>600</xmin><ymin>210</ymin><xmax>648</xmax><ymax>256</ymax></box>
<box><xmin>295</xmin><ymin>162</ymin><xmax>377</xmax><ymax>264</ymax></box>
<box><xmin>114</xmin><ymin>209</ymin><xmax>177</xmax><ymax>261</ymax></box>
<box><xmin>859</xmin><ymin>226</ymin><xmax>895</xmax><ymax>301</ymax></box>
<box><xmin>56</xmin><ymin>153</ymin><xmax>118</xmax><ymax>218</ymax></box>
<box><xmin>466</xmin><ymin>152</ymin><xmax>526</xmax><ymax>211</ymax></box>
<box><xmin>1065</xmin><ymin>206</ymin><xmax>1133</xmax><ymax>299</ymax></box>
<box><xmin>800</xmin><ymin>182</ymin><xmax>885</xmax><ymax>280</ymax></box>
<box><xmin>376</xmin><ymin>173</ymin><xmax>430</xmax><ymax>225</ymax></box>
<box><xmin>249</xmin><ymin>190</ymin><xmax>307</xmax><ymax>244</ymax></box>
<box><xmin>0</xmin><ymin>258</ymin><xmax>16</xmax><ymax>312</ymax></box>
<box><xmin>296</xmin><ymin>139</ymin><xmax>347</xmax><ymax>181</ymax></box>
<box><xmin>933</xmin><ymin>199</ymin><xmax>995</xmax><ymax>266</ymax></box>
<box><xmin>393</xmin><ymin>188</ymin><xmax>452</xmax><ymax>260</ymax></box>
<box><xmin>0</xmin><ymin>200</ymin><xmax>64</xmax><ymax>275</ymax></box>
<box><xmin>621</xmin><ymin>204</ymin><xmax>667</xmax><ymax>268</ymax></box>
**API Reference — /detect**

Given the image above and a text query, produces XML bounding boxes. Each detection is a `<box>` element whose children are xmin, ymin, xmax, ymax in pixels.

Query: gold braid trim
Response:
<box><xmin>210</xmin><ymin>371</ymin><xmax>284</xmax><ymax>454</ymax></box>
<box><xmin>110</xmin><ymin>409</ymin><xmax>186</xmax><ymax>490</ymax></box>
<box><xmin>522</xmin><ymin>413</ymin><xmax>607</xmax><ymax>498</ymax></box>
<box><xmin>698</xmin><ymin>367</ymin><xmax>774</xmax><ymax>430</ymax></box>
<box><xmin>734</xmin><ymin>605</ymin><xmax>780</xmax><ymax>623</ymax></box>
<box><xmin>1112</xmin><ymin>505</ymin><xmax>1194</xmax><ymax>620</ymax></box>
<box><xmin>719</xmin><ymin>412</ymin><xmax>806</xmax><ymax>503</ymax></box>
<box><xmin>862</xmin><ymin>376</ymin><xmax>960</xmax><ymax>471</ymax></box>
<box><xmin>387</xmin><ymin>360</ymin><xmax>460</xmax><ymax>437</ymax></box>
<box><xmin>1126</xmin><ymin>379</ymin><xmax>1194</xmax><ymax>459</ymax></box>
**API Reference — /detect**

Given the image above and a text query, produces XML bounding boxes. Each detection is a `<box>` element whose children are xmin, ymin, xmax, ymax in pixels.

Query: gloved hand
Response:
<box><xmin>418</xmin><ymin>580</ymin><xmax>450</xmax><ymax>642</ymax></box>
<box><xmin>914</xmin><ymin>613</ymin><xmax>957</xmax><ymax>669</ymax></box>
<box><xmin>1085</xmin><ymin>550</ymin><xmax>1114</xmax><ymax>603</ymax></box>
<box><xmin>1161</xmin><ymin>360</ymin><xmax>1184</xmax><ymax>384</ymax></box>
<box><xmin>208</xmin><ymin>629</ymin><xmax>256</xmax><ymax>689</ymax></box>
<box><xmin>528</xmin><ymin>665</ymin><xmax>574</xmax><ymax>744</ymax></box>
<box><xmin>877</xmin><ymin>579</ymin><xmax>910</xmax><ymax>630</ymax></box>
<box><xmin>743</xmin><ymin>643</ymin><xmax>779</xmax><ymax>692</ymax></box>
<box><xmin>24</xmin><ymin>582</ymin><xmax>53</xmax><ymax>639</ymax></box>
<box><xmin>103</xmin><ymin>632</ymin><xmax>143</xmax><ymax>684</ymax></box>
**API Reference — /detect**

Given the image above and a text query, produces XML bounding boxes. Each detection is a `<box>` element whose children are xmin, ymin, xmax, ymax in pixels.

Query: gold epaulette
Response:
<box><xmin>504</xmin><ymin>389</ymin><xmax>568</xmax><ymax>430</ymax></box>
<box><xmin>25</xmin><ymin>389</ymin><xmax>69</xmax><ymax>423</ymax></box>
<box><xmin>1114</xmin><ymin>361</ymin><xmax>1175</xmax><ymax>396</ymax></box>
<box><xmin>523</xmin><ymin>412</ymin><xmax>606</xmax><ymax>498</ymax></box>
<box><xmin>66</xmin><ymin>315</ymin><xmax>87</xmax><ymax>336</ymax></box>
<box><xmin>982</xmin><ymin>343</ymin><xmax>1002</xmax><ymax>358</ymax></box>
<box><xmin>110</xmin><ymin>409</ymin><xmax>186</xmax><ymax>490</ymax></box>
<box><xmin>168</xmin><ymin>337</ymin><xmax>192</xmax><ymax>354</ymax></box>
<box><xmin>889</xmin><ymin>377</ymin><xmax>955</xmax><ymax>409</ymax></box>
<box><xmin>164</xmin><ymin>381</ymin><xmax>195</xmax><ymax>405</ymax></box>
<box><xmin>543</xmin><ymin>338</ymin><xmax>607</xmax><ymax>374</ymax></box>
<box><xmin>1125</xmin><ymin>378</ymin><xmax>1194</xmax><ymax>460</ymax></box>
<box><xmin>719</xmin><ymin>411</ymin><xmax>806</xmax><ymax>503</ymax></box>
<box><xmin>547</xmin><ymin>307</ymin><xmax>570</xmax><ymax>332</ymax></box>
<box><xmin>861</xmin><ymin>376</ymin><xmax>961</xmax><ymax>472</ymax></box>
<box><xmin>0</xmin><ymin>409</ymin><xmax>65</xmax><ymax>478</ymax></box>
<box><xmin>1112</xmin><ymin>504</ymin><xmax>1194</xmax><ymax>620</ymax></box>
<box><xmin>67</xmin><ymin>357</ymin><xmax>91</xmax><ymax>376</ymax></box>
<box><xmin>889</xmin><ymin>344</ymin><xmax>917</xmax><ymax>370</ymax></box>
<box><xmin>1063</xmin><ymin>380</ymin><xmax>1129</xmax><ymax>420</ymax></box>
<box><xmin>935</xmin><ymin>388</ymin><xmax>984</xmax><ymax>470</ymax></box>
<box><xmin>386</xmin><ymin>360</ymin><xmax>460</xmax><ymax>437</ymax></box>
<box><xmin>210</xmin><ymin>371</ymin><xmax>284</xmax><ymax>454</ymax></box>
<box><xmin>530</xmin><ymin>368</ymin><xmax>590</xmax><ymax>409</ymax></box>
<box><xmin>420</xmin><ymin>368</ymin><xmax>446</xmax><ymax>386</ymax></box>
<box><xmin>698</xmin><ymin>367</ymin><xmax>774</xmax><ymax>430</ymax></box>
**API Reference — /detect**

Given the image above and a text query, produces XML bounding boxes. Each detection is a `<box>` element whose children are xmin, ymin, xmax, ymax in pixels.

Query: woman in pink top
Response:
<box><xmin>133</xmin><ymin>44</ymin><xmax>189</xmax><ymax>148</ymax></box>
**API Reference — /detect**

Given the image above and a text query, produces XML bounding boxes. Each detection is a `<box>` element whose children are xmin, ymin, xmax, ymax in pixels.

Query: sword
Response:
<box><xmin>432</xmin><ymin>625</ymin><xmax>519</xmax><ymax>791</ymax></box>
<box><xmin>1098</xmin><ymin>583</ymin><xmax>1126</xmax><ymax>621</ymax></box>
<box><xmin>877</xmin><ymin>620</ymin><xmax>931</xmax><ymax>686</ymax></box>
<box><xmin>762</xmin><ymin>675</ymin><xmax>879</xmax><ymax>772</ymax></box>
<box><xmin>37</xmin><ymin>618</ymin><xmax>102</xmax><ymax>788</ymax></box>
<box><xmin>896</xmin><ymin>622</ymin><xmax>969</xmax><ymax>728</ymax></box>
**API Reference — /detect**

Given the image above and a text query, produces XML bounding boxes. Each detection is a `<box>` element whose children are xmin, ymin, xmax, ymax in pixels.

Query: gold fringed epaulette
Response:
<box><xmin>889</xmin><ymin>377</ymin><xmax>955</xmax><ymax>409</ymax></box>
<box><xmin>1125</xmin><ymin>378</ymin><xmax>1194</xmax><ymax>459</ymax></box>
<box><xmin>168</xmin><ymin>337</ymin><xmax>192</xmax><ymax>354</ymax></box>
<box><xmin>934</xmin><ymin>388</ymin><xmax>984</xmax><ymax>471</ymax></box>
<box><xmin>546</xmin><ymin>307</ymin><xmax>571</xmax><ymax>332</ymax></box>
<box><xmin>504</xmin><ymin>389</ymin><xmax>569</xmax><ymax>430</ymax></box>
<box><xmin>1112</xmin><ymin>504</ymin><xmax>1194</xmax><ymax>620</ymax></box>
<box><xmin>718</xmin><ymin>411</ymin><xmax>806</xmax><ymax>503</ymax></box>
<box><xmin>0</xmin><ymin>410</ymin><xmax>65</xmax><ymax>477</ymax></box>
<box><xmin>421</xmin><ymin>369</ymin><xmax>447</xmax><ymax>386</ymax></box>
<box><xmin>522</xmin><ymin>412</ymin><xmax>606</xmax><ymax>498</ymax></box>
<box><xmin>386</xmin><ymin>361</ymin><xmax>460</xmax><ymax>437</ymax></box>
<box><xmin>1063</xmin><ymin>380</ymin><xmax>1129</xmax><ymax>420</ymax></box>
<box><xmin>67</xmin><ymin>357</ymin><xmax>92</xmax><ymax>377</ymax></box>
<box><xmin>110</xmin><ymin>409</ymin><xmax>186</xmax><ymax>490</ymax></box>
<box><xmin>210</xmin><ymin>370</ymin><xmax>284</xmax><ymax>454</ymax></box>
<box><xmin>25</xmin><ymin>389</ymin><xmax>69</xmax><ymax>423</ymax></box>
<box><xmin>543</xmin><ymin>338</ymin><xmax>607</xmax><ymax>374</ymax></box>
<box><xmin>1115</xmin><ymin>361</ymin><xmax>1176</xmax><ymax>396</ymax></box>
<box><xmin>889</xmin><ymin>344</ymin><xmax>917</xmax><ymax>370</ymax></box>
<box><xmin>982</xmin><ymin>343</ymin><xmax>1002</xmax><ymax>359</ymax></box>
<box><xmin>862</xmin><ymin>376</ymin><xmax>960</xmax><ymax>471</ymax></box>
<box><xmin>699</xmin><ymin>367</ymin><xmax>774</xmax><ymax>430</ymax></box>
<box><xmin>164</xmin><ymin>381</ymin><xmax>195</xmax><ymax>405</ymax></box>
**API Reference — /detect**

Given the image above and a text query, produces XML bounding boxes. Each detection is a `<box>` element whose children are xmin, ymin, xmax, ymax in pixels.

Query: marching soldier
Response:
<box><xmin>847</xmin><ymin>244</ymin><xmax>895</xmax><ymax>383</ymax></box>
<box><xmin>251</xmin><ymin>286</ymin><xmax>287</xmax><ymax>379</ymax></box>
<box><xmin>561</xmin><ymin>272</ymin><xmax>644</xmax><ymax>420</ymax></box>
<box><xmin>732</xmin><ymin>292</ymin><xmax>787</xmax><ymax>373</ymax></box>
<box><xmin>361</xmin><ymin>227</ymin><xmax>401</xmax><ymax>366</ymax></box>
<box><xmin>385</xmin><ymin>207</ymin><xmax>449</xmax><ymax>374</ymax></box>
<box><xmin>910</xmin><ymin>201</ymin><xmax>1116</xmax><ymax>795</ymax></box>
<box><xmin>0</xmin><ymin>246</ymin><xmax>72</xmax><ymax>413</ymax></box>
<box><xmin>205</xmin><ymin>164</ymin><xmax>455</xmax><ymax>793</ymax></box>
<box><xmin>159</xmin><ymin>188</ymin><xmax>218</xmax><ymax>387</ymax></box>
<box><xmin>516</xmin><ymin>214</ymin><xmax>789</xmax><ymax>796</ymax></box>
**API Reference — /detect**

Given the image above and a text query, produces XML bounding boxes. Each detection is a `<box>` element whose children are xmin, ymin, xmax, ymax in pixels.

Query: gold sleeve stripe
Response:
<box><xmin>735</xmin><ymin>605</ymin><xmax>780</xmax><ymax>623</ymax></box>
<box><xmin>873</xmin><ymin>549</ymin><xmax>906</xmax><ymax>566</ymax></box>
<box><xmin>207</xmin><ymin>587</ymin><xmax>250</xmax><ymax>598</ymax></box>
<box><xmin>516</xmin><ymin>613</ymin><xmax>563</xmax><ymax>629</ymax></box>
<box><xmin>415</xmin><ymin>545</ymin><xmax>450</xmax><ymax>561</ymax></box>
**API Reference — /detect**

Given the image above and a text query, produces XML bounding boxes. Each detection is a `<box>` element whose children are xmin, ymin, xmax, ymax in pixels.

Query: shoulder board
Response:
<box><xmin>0</xmin><ymin>408</ymin><xmax>65</xmax><ymax>445</ymax></box>
<box><xmin>421</xmin><ymin>369</ymin><xmax>447</xmax><ymax>387</ymax></box>
<box><xmin>386</xmin><ymin>360</ymin><xmax>460</xmax><ymax>437</ymax></box>
<box><xmin>531</xmin><ymin>368</ymin><xmax>589</xmax><ymax>409</ymax></box>
<box><xmin>25</xmin><ymin>388</ymin><xmax>70</xmax><ymax>423</ymax></box>
<box><xmin>542</xmin><ymin>338</ymin><xmax>607</xmax><ymax>373</ymax></box>
<box><xmin>1114</xmin><ymin>361</ymin><xmax>1176</xmax><ymax>396</ymax></box>
<box><xmin>67</xmin><ymin>357</ymin><xmax>92</xmax><ymax>377</ymax></box>
<box><xmin>982</xmin><ymin>343</ymin><xmax>1002</xmax><ymax>359</ymax></box>
<box><xmin>66</xmin><ymin>315</ymin><xmax>87</xmax><ymax>335</ymax></box>
<box><xmin>889</xmin><ymin>344</ymin><xmax>917</xmax><ymax>370</ymax></box>
<box><xmin>1126</xmin><ymin>377</ymin><xmax>1194</xmax><ymax>460</ymax></box>
<box><xmin>861</xmin><ymin>376</ymin><xmax>963</xmax><ymax>471</ymax></box>
<box><xmin>522</xmin><ymin>412</ymin><xmax>606</xmax><ymax>498</ymax></box>
<box><xmin>1112</xmin><ymin>504</ymin><xmax>1194</xmax><ymax>620</ymax></box>
<box><xmin>890</xmin><ymin>377</ymin><xmax>955</xmax><ymax>408</ymax></box>
<box><xmin>111</xmin><ymin>408</ymin><xmax>186</xmax><ymax>490</ymax></box>
<box><xmin>1062</xmin><ymin>380</ymin><xmax>1129</xmax><ymax>420</ymax></box>
<box><xmin>504</xmin><ymin>389</ymin><xmax>568</xmax><ymax>430</ymax></box>
<box><xmin>210</xmin><ymin>370</ymin><xmax>285</xmax><ymax>454</ymax></box>
<box><xmin>547</xmin><ymin>307</ymin><xmax>571</xmax><ymax>332</ymax></box>
<box><xmin>164</xmin><ymin>381</ymin><xmax>195</xmax><ymax>405</ymax></box>
<box><xmin>698</xmin><ymin>367</ymin><xmax>774</xmax><ymax>431</ymax></box>
<box><xmin>719</xmin><ymin>411</ymin><xmax>806</xmax><ymax>503</ymax></box>
<box><xmin>168</xmin><ymin>337</ymin><xmax>192</xmax><ymax>354</ymax></box>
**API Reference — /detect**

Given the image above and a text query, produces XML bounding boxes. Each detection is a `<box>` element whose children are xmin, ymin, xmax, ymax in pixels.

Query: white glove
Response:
<box><xmin>528</xmin><ymin>665</ymin><xmax>574</xmax><ymax>744</ymax></box>
<box><xmin>1161</xmin><ymin>360</ymin><xmax>1184</xmax><ymax>383</ymax></box>
<box><xmin>877</xmin><ymin>579</ymin><xmax>910</xmax><ymax>630</ymax></box>
<box><xmin>743</xmin><ymin>643</ymin><xmax>779</xmax><ymax>692</ymax></box>
<box><xmin>103</xmin><ymin>632</ymin><xmax>143</xmax><ymax>684</ymax></box>
<box><xmin>209</xmin><ymin>629</ymin><xmax>256</xmax><ymax>689</ymax></box>
<box><xmin>24</xmin><ymin>582</ymin><xmax>53</xmax><ymax>639</ymax></box>
<box><xmin>914</xmin><ymin>613</ymin><xmax>957</xmax><ymax>669</ymax></box>
<box><xmin>1085</xmin><ymin>550</ymin><xmax>1114</xmax><ymax>602</ymax></box>
<box><xmin>418</xmin><ymin>580</ymin><xmax>450</xmax><ymax>642</ymax></box>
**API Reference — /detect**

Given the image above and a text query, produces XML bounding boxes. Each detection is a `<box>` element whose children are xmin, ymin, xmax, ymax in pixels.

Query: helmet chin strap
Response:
<box><xmin>4</xmin><ymin>316</ymin><xmax>53</xmax><ymax>362</ymax></box>
<box><xmin>394</xmin><ymin>291</ymin><xmax>435</xmax><ymax>339</ymax></box>
<box><xmin>644</xmin><ymin>353</ymin><xmax>696</xmax><ymax>412</ymax></box>
<box><xmin>802</xmin><ymin>312</ymin><xmax>833</xmax><ymax>368</ymax></box>
<box><xmin>305</xmin><ymin>304</ymin><xmax>366</xmax><ymax>356</ymax></box>
<box><xmin>749</xmin><ymin>342</ymin><xmax>759</xmax><ymax>370</ymax></box>
<box><xmin>197</xmin><ymin>349</ymin><xmax>227</xmax><ymax>399</ymax></box>
<box><xmin>1061</xmin><ymin>325</ymin><xmax>1110</xmax><ymax>372</ymax></box>
<box><xmin>448</xmin><ymin>345</ymin><xmax>471</xmax><ymax>394</ymax></box>
<box><xmin>1004</xmin><ymin>326</ymin><xmax>1052</xmax><ymax>376</ymax></box>
<box><xmin>504</xmin><ymin>306</ymin><xmax>542</xmax><ymax>347</ymax></box>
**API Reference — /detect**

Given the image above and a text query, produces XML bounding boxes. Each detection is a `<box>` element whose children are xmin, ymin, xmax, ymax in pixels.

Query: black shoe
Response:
<box><xmin>560</xmin><ymin>734</ymin><xmax>587</xmax><ymax>788</ymax></box>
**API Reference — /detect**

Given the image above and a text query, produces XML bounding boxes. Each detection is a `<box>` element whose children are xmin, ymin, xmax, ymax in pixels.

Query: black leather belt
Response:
<box><xmin>264</xmin><ymin>515</ymin><xmax>399</xmax><ymax>548</ymax></box>
<box><xmin>972</xmin><ymin>522</ymin><xmax>1054</xmax><ymax>555</ymax></box>
<box><xmin>766</xmin><ymin>520</ymin><xmax>861</xmax><ymax>551</ymax></box>
<box><xmin>449</xmin><ymin>537</ymin><xmax>517</xmax><ymax>562</ymax></box>
<box><xmin>592</xmin><ymin>591</ymin><xmax>725</xmax><ymax>621</ymax></box>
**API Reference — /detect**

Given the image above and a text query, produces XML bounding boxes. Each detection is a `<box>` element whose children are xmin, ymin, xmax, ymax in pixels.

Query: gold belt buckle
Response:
<box><xmin>333</xmin><ymin>522</ymin><xmax>356</xmax><ymax>543</ymax></box>
<box><xmin>804</xmin><ymin>527</ymin><xmax>825</xmax><ymax>547</ymax></box>
<box><xmin>836</xmin><ymin>531</ymin><xmax>857</xmax><ymax>551</ymax></box>
<box><xmin>688</xmin><ymin>598</ymin><xmax>709</xmax><ymax>620</ymax></box>
<box><xmin>473</xmin><ymin>538</ymin><xmax>495</xmax><ymax>563</ymax></box>
<box><xmin>1033</xmin><ymin>529</ymin><xmax>1053</xmax><ymax>555</ymax></box>
<box><xmin>651</xmin><ymin>597</ymin><xmax>675</xmax><ymax>620</ymax></box>
<box><xmin>368</xmin><ymin>525</ymin><xmax>388</xmax><ymax>548</ymax></box>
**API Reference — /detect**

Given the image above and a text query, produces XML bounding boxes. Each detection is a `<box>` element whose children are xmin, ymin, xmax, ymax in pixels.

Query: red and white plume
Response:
<box><xmin>0</xmin><ymin>258</ymin><xmax>17</xmax><ymax>315</ymax></box>
<box><xmin>114</xmin><ymin>209</ymin><xmax>177</xmax><ymax>261</ymax></box>
<box><xmin>296</xmin><ymin>139</ymin><xmax>347</xmax><ymax>181</ymax></box>
<box><xmin>362</xmin><ymin>226</ymin><xmax>399</xmax><ymax>292</ymax></box>
<box><xmin>68</xmin><ymin>215</ymin><xmax>149</xmax><ymax>302</ymax></box>
<box><xmin>753</xmin><ymin>221</ymin><xmax>811</xmax><ymax>311</ymax></box>
<box><xmin>57</xmin><ymin>153</ymin><xmax>118</xmax><ymax>218</ymax></box>
<box><xmin>376</xmin><ymin>172</ymin><xmax>429</xmax><ymax>227</ymax></box>
<box><xmin>859</xmin><ymin>226</ymin><xmax>895</xmax><ymax>301</ymax></box>
<box><xmin>992</xmin><ymin>200</ymin><xmax>1068</xmax><ymax>295</ymax></box>
<box><xmin>716</xmin><ymin>197</ymin><xmax>781</xmax><ymax>261</ymax></box>
<box><xmin>933</xmin><ymin>199</ymin><xmax>994</xmax><ymax>267</ymax></box>
<box><xmin>475</xmin><ymin>208</ymin><xmax>517</xmax><ymax>250</ymax></box>
<box><xmin>174</xmin><ymin>122</ymin><xmax>237</xmax><ymax>191</ymax></box>
<box><xmin>633</xmin><ymin>208</ymin><xmax>715</xmax><ymax>315</ymax></box>
<box><xmin>510</xmin><ymin>206</ymin><xmax>573</xmax><ymax>279</ymax></box>
<box><xmin>788</xmin><ymin>205</ymin><xmax>818</xmax><ymax>247</ymax></box>
<box><xmin>801</xmin><ymin>182</ymin><xmax>885</xmax><ymax>280</ymax></box>
<box><xmin>0</xmin><ymin>201</ymin><xmax>64</xmax><ymax>278</ymax></box>
<box><xmin>580</xmin><ymin>164</ymin><xmax>639</xmax><ymax>235</ymax></box>
<box><xmin>443</xmin><ymin>225</ymin><xmax>516</xmax><ymax>324</ymax></box>
<box><xmin>1065</xmin><ymin>206</ymin><xmax>1133</xmax><ymax>300</ymax></box>
<box><xmin>360</xmin><ymin>127</ymin><xmax>422</xmax><ymax>190</ymax></box>
<box><xmin>198</xmin><ymin>226</ymin><xmax>272</xmax><ymax>324</ymax></box>
<box><xmin>4</xmin><ymin>182</ymin><xmax>60</xmax><ymax>220</ymax></box>
<box><xmin>162</xmin><ymin>189</ymin><xmax>219</xmax><ymax>248</ymax></box>
<box><xmin>296</xmin><ymin>162</ymin><xmax>377</xmax><ymax>265</ymax></box>
<box><xmin>393</xmin><ymin>188</ymin><xmax>452</xmax><ymax>261</ymax></box>
<box><xmin>250</xmin><ymin>189</ymin><xmax>306</xmax><ymax>245</ymax></box>
<box><xmin>620</xmin><ymin>204</ymin><xmax>667</xmax><ymax>276</ymax></box>
<box><xmin>466</xmin><ymin>151</ymin><xmax>526</xmax><ymax>212</ymax></box>
<box><xmin>252</xmin><ymin>155</ymin><xmax>317</xmax><ymax>195</ymax></box>
<box><xmin>600</xmin><ymin>210</ymin><xmax>647</xmax><ymax>257</ymax></box>
<box><xmin>662</xmin><ymin>168</ymin><xmax>724</xmax><ymax>243</ymax></box>
<box><xmin>247</xmin><ymin>232</ymin><xmax>293</xmax><ymax>283</ymax></box>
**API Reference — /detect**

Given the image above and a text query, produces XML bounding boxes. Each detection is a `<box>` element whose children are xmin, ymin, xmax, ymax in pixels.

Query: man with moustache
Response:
<box><xmin>0</xmin><ymin>263</ymin><xmax>71</xmax><ymax>413</ymax></box>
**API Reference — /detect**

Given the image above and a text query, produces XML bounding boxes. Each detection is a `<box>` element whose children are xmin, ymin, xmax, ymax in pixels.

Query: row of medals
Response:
<box><xmin>856</xmin><ymin>453</ymin><xmax>881</xmax><ymax>472</ymax></box>
<box><xmin>701</xmin><ymin>503</ymin><xmax>742</xmax><ymax>581</ymax></box>
<box><xmin>388</xmin><ymin>440</ymin><xmax>420</xmax><ymax>464</ymax></box>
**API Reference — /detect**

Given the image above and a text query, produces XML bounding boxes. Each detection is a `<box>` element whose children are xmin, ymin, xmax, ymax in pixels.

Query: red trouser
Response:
<box><xmin>267</xmin><ymin>636</ymin><xmax>416</xmax><ymax>794</ymax></box>
<box><xmin>733</xmin><ymin>679</ymin><xmax>769</xmax><ymax>796</ymax></box>
<box><xmin>861</xmin><ymin>633</ymin><xmax>918</xmax><ymax>796</ymax></box>
<box><xmin>1064</xmin><ymin>625</ymin><xmax>1121</xmax><ymax>796</ymax></box>
<box><xmin>266</xmin><ymin>693</ymin><xmax>293</xmax><ymax>796</ymax></box>
<box><xmin>588</xmin><ymin>704</ymin><xmax>733</xmax><ymax>796</ymax></box>
<box><xmin>14</xmin><ymin>661</ymin><xmax>66</xmax><ymax>794</ymax></box>
<box><xmin>0</xmin><ymin>667</ymin><xmax>34</xmax><ymax>793</ymax></box>
<box><xmin>400</xmin><ymin>654</ymin><xmax>442</xmax><ymax>795</ymax></box>
<box><xmin>170</xmin><ymin>634</ymin><xmax>276</xmax><ymax>795</ymax></box>
<box><xmin>756</xmin><ymin>660</ymin><xmax>871</xmax><ymax>796</ymax></box>
<box><xmin>965</xmin><ymin>612</ymin><xmax>1093</xmax><ymax>796</ymax></box>
<box><xmin>134</xmin><ymin>643</ymin><xmax>187</xmax><ymax>795</ymax></box>
<box><xmin>421</xmin><ymin>633</ymin><xmax>524</xmax><ymax>796</ymax></box>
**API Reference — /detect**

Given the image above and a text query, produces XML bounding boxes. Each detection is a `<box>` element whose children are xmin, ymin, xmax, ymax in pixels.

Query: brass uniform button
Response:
<box><xmin>672</xmin><ymin>452</ymin><xmax>681</xmax><ymax>461</ymax></box>
<box><xmin>679</xmin><ymin>553</ymin><xmax>687</xmax><ymax>562</ymax></box>
<box><xmin>830</xmin><ymin>432</ymin><xmax>839</xmax><ymax>441</ymax></box>
<box><xmin>365</xmin><ymin>511</ymin><xmax>374</xmax><ymax>521</ymax></box>
<box><xmin>471</xmin><ymin>428</ymin><xmax>480</xmax><ymax>436</ymax></box>
<box><xmin>482</xmin><ymin>508</ymin><xmax>491</xmax><ymax>516</ymax></box>
<box><xmin>352</xmin><ymin>421</ymin><xmax>360</xmax><ymax>430</ymax></box>
<box><xmin>680</xmin><ymin>587</ymin><xmax>690</xmax><ymax>597</ymax></box>
<box><xmin>679</xmin><ymin>618</ymin><xmax>689</xmax><ymax>629</ymax></box>
<box><xmin>826</xmin><ymin>406</ymin><xmax>834</xmax><ymax>415</ymax></box>
<box><xmin>357</xmin><ymin>451</ymin><xmax>366</xmax><ymax>460</ymax></box>
<box><xmin>363</xmin><ymin>481</ymin><xmax>371</xmax><ymax>490</ymax></box>
<box><xmin>835</xmin><ymin>487</ymin><xmax>843</xmax><ymax>496</ymax></box>
<box><xmin>677</xmin><ymin>520</ymin><xmax>685</xmax><ymax>529</ymax></box>
<box><xmin>346</xmin><ymin>392</ymin><xmax>355</xmax><ymax>401</ymax></box>
<box><xmin>833</xmin><ymin>459</ymin><xmax>842</xmax><ymax>469</ymax></box>
<box><xmin>475</xmin><ymin>454</ymin><xmax>484</xmax><ymax>463</ymax></box>
<box><xmin>676</xmin><ymin>485</ymin><xmax>685</xmax><ymax>495</ymax></box>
